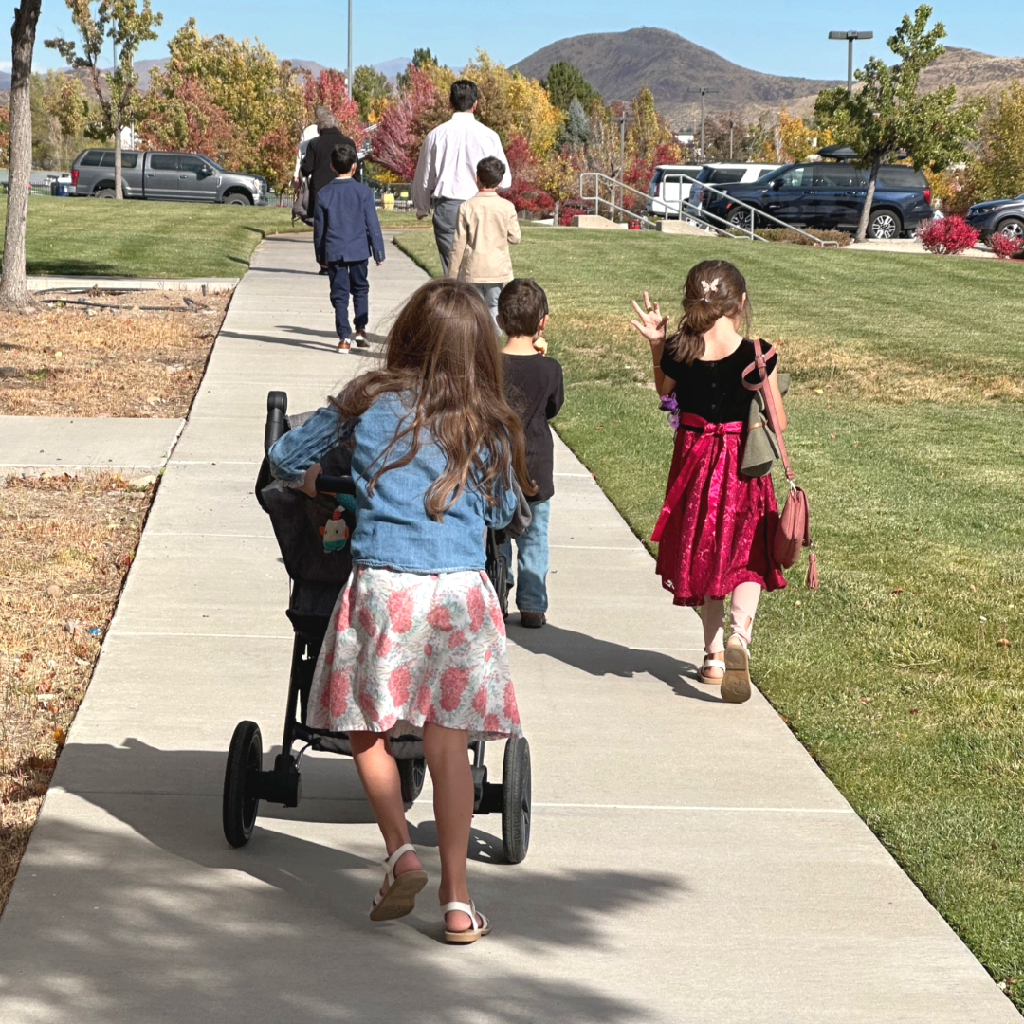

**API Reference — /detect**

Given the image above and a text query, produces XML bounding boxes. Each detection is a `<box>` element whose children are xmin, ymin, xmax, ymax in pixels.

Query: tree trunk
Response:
<box><xmin>855</xmin><ymin>158</ymin><xmax>882</xmax><ymax>243</ymax></box>
<box><xmin>0</xmin><ymin>0</ymin><xmax>42</xmax><ymax>310</ymax></box>
<box><xmin>114</xmin><ymin>120</ymin><xmax>123</xmax><ymax>200</ymax></box>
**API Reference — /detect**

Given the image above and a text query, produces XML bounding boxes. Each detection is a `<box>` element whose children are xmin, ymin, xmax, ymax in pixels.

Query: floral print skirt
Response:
<box><xmin>307</xmin><ymin>566</ymin><xmax>522</xmax><ymax>742</ymax></box>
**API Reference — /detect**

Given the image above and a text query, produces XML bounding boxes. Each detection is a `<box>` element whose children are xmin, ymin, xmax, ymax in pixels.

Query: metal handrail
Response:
<box><xmin>579</xmin><ymin>171</ymin><xmax>840</xmax><ymax>247</ymax></box>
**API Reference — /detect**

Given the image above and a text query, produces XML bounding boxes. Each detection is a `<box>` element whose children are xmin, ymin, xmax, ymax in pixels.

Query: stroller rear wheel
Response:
<box><xmin>502</xmin><ymin>737</ymin><xmax>531</xmax><ymax>864</ymax></box>
<box><xmin>223</xmin><ymin>721</ymin><xmax>263</xmax><ymax>848</ymax></box>
<box><xmin>398</xmin><ymin>756</ymin><xmax>426</xmax><ymax>803</ymax></box>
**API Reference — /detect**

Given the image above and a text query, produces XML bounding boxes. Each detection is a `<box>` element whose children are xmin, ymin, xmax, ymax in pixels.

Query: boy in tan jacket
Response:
<box><xmin>446</xmin><ymin>156</ymin><xmax>521</xmax><ymax>322</ymax></box>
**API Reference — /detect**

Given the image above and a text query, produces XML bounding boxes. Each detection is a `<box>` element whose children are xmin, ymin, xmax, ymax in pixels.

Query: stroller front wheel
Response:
<box><xmin>398</xmin><ymin>755</ymin><xmax>426</xmax><ymax>803</ymax></box>
<box><xmin>223</xmin><ymin>721</ymin><xmax>263</xmax><ymax>848</ymax></box>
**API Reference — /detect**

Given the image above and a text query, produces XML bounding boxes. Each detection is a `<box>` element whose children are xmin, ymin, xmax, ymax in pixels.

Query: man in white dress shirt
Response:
<box><xmin>413</xmin><ymin>79</ymin><xmax>512</xmax><ymax>274</ymax></box>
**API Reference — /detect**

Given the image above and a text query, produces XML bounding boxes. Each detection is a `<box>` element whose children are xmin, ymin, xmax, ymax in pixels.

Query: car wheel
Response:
<box><xmin>997</xmin><ymin>217</ymin><xmax>1024</xmax><ymax>243</ymax></box>
<box><xmin>95</xmin><ymin>189</ymin><xmax>116</xmax><ymax>199</ymax></box>
<box><xmin>224</xmin><ymin>193</ymin><xmax>252</xmax><ymax>206</ymax></box>
<box><xmin>728</xmin><ymin>207</ymin><xmax>754</xmax><ymax>231</ymax></box>
<box><xmin>868</xmin><ymin>210</ymin><xmax>902</xmax><ymax>239</ymax></box>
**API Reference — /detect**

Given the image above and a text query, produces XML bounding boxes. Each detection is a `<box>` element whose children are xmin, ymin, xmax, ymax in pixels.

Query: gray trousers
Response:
<box><xmin>473</xmin><ymin>283</ymin><xmax>502</xmax><ymax>324</ymax></box>
<box><xmin>431</xmin><ymin>197</ymin><xmax>464</xmax><ymax>275</ymax></box>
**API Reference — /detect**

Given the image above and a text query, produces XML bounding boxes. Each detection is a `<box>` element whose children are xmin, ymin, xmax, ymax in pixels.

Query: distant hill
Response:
<box><xmin>0</xmin><ymin>70</ymin><xmax>10</xmax><ymax>90</ymax></box>
<box><xmin>513</xmin><ymin>27</ymin><xmax>842</xmax><ymax>125</ymax></box>
<box><xmin>514</xmin><ymin>27</ymin><xmax>1024</xmax><ymax>124</ymax></box>
<box><xmin>373</xmin><ymin>57</ymin><xmax>411</xmax><ymax>79</ymax></box>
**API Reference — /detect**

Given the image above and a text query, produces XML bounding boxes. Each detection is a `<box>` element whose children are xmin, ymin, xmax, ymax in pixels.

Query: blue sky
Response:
<box><xmin>31</xmin><ymin>0</ymin><xmax>1023</xmax><ymax>80</ymax></box>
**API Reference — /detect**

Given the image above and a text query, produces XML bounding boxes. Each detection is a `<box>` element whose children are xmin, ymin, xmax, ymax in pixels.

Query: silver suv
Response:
<box><xmin>70</xmin><ymin>149</ymin><xmax>267</xmax><ymax>206</ymax></box>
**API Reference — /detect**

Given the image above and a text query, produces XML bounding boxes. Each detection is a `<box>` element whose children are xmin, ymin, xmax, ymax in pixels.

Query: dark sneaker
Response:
<box><xmin>354</xmin><ymin>331</ymin><xmax>370</xmax><ymax>348</ymax></box>
<box><xmin>520</xmin><ymin>612</ymin><xmax>546</xmax><ymax>629</ymax></box>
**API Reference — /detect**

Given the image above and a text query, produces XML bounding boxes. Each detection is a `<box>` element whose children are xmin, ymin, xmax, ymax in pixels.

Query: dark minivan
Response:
<box><xmin>702</xmin><ymin>162</ymin><xmax>932</xmax><ymax>238</ymax></box>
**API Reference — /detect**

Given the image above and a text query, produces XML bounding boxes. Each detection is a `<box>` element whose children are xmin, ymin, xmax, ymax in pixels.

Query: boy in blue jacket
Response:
<box><xmin>314</xmin><ymin>141</ymin><xmax>386</xmax><ymax>353</ymax></box>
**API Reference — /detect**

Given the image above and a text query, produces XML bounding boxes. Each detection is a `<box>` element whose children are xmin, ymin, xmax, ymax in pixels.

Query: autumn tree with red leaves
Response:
<box><xmin>302</xmin><ymin>68</ymin><xmax>364</xmax><ymax>142</ymax></box>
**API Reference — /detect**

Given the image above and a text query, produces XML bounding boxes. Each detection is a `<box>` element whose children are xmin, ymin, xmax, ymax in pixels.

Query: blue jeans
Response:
<box><xmin>327</xmin><ymin>259</ymin><xmax>369</xmax><ymax>340</ymax></box>
<box><xmin>500</xmin><ymin>499</ymin><xmax>550</xmax><ymax>613</ymax></box>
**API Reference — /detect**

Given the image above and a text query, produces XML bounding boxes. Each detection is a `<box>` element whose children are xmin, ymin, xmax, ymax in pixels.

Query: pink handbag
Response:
<box><xmin>743</xmin><ymin>340</ymin><xmax>818</xmax><ymax>589</ymax></box>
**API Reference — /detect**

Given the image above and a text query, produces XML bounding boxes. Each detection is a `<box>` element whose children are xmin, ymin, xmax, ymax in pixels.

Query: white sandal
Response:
<box><xmin>442</xmin><ymin>900</ymin><xmax>491</xmax><ymax>944</ymax></box>
<box><xmin>721</xmin><ymin>635</ymin><xmax>752</xmax><ymax>704</ymax></box>
<box><xmin>369</xmin><ymin>843</ymin><xmax>428</xmax><ymax>922</ymax></box>
<box><xmin>700</xmin><ymin>653</ymin><xmax>725</xmax><ymax>684</ymax></box>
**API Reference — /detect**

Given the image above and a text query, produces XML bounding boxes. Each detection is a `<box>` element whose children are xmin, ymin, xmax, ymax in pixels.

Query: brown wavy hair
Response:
<box><xmin>666</xmin><ymin>260</ymin><xmax>751</xmax><ymax>363</ymax></box>
<box><xmin>331</xmin><ymin>278</ymin><xmax>535</xmax><ymax>520</ymax></box>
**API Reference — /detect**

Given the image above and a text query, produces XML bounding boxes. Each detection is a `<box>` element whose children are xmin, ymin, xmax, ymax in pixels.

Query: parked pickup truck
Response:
<box><xmin>70</xmin><ymin>149</ymin><xmax>268</xmax><ymax>205</ymax></box>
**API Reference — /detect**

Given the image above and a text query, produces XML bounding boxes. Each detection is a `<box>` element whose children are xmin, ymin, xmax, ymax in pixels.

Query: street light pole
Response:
<box><xmin>610</xmin><ymin>102</ymin><xmax>634</xmax><ymax>221</ymax></box>
<box><xmin>347</xmin><ymin>0</ymin><xmax>353</xmax><ymax>101</ymax></box>
<box><xmin>828</xmin><ymin>30</ymin><xmax>873</xmax><ymax>94</ymax></box>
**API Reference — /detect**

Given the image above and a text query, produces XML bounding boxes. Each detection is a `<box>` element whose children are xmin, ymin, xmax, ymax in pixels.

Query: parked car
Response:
<box><xmin>964</xmin><ymin>194</ymin><xmax>1024</xmax><ymax>243</ymax></box>
<box><xmin>685</xmin><ymin>163</ymin><xmax>782</xmax><ymax>216</ymax></box>
<box><xmin>702</xmin><ymin>162</ymin><xmax>932</xmax><ymax>238</ymax></box>
<box><xmin>647</xmin><ymin>164</ymin><xmax>702</xmax><ymax>216</ymax></box>
<box><xmin>70</xmin><ymin>149</ymin><xmax>268</xmax><ymax>205</ymax></box>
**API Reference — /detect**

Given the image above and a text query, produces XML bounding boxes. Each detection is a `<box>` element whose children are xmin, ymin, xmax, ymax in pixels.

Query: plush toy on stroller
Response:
<box><xmin>221</xmin><ymin>391</ymin><xmax>532</xmax><ymax>863</ymax></box>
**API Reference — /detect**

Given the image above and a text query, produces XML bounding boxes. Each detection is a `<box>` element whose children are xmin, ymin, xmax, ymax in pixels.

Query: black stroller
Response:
<box><xmin>221</xmin><ymin>392</ymin><xmax>532</xmax><ymax>863</ymax></box>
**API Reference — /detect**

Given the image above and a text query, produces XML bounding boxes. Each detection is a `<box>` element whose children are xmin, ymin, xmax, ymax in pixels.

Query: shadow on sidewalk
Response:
<box><xmin>0</xmin><ymin>737</ymin><xmax>677</xmax><ymax>1021</ymax></box>
<box><xmin>509</xmin><ymin>622</ymin><xmax>714</xmax><ymax>702</ymax></box>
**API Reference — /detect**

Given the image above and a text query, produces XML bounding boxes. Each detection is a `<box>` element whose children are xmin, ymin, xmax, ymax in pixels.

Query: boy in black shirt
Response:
<box><xmin>498</xmin><ymin>279</ymin><xmax>564</xmax><ymax>628</ymax></box>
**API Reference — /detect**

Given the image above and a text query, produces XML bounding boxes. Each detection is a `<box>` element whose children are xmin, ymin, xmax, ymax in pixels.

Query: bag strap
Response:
<box><xmin>743</xmin><ymin>339</ymin><xmax>794</xmax><ymax>484</ymax></box>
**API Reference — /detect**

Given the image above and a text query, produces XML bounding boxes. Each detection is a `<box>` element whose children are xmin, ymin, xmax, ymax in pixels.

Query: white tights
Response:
<box><xmin>701</xmin><ymin>582</ymin><xmax>761</xmax><ymax>654</ymax></box>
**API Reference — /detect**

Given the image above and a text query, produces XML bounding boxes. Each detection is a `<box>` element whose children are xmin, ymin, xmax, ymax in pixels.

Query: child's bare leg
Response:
<box><xmin>349</xmin><ymin>731</ymin><xmax>422</xmax><ymax>883</ymax></box>
<box><xmin>422</xmin><ymin>722</ymin><xmax>477</xmax><ymax>931</ymax></box>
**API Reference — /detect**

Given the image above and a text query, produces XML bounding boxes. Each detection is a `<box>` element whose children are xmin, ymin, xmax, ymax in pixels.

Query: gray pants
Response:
<box><xmin>431</xmin><ymin>197</ymin><xmax>463</xmax><ymax>275</ymax></box>
<box><xmin>473</xmin><ymin>283</ymin><xmax>502</xmax><ymax>324</ymax></box>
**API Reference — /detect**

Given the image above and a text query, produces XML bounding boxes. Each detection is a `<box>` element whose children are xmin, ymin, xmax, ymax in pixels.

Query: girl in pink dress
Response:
<box><xmin>630</xmin><ymin>260</ymin><xmax>787</xmax><ymax>704</ymax></box>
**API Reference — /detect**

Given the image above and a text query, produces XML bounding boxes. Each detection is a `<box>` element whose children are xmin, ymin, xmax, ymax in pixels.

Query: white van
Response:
<box><xmin>686</xmin><ymin>163</ymin><xmax>783</xmax><ymax>217</ymax></box>
<box><xmin>647</xmin><ymin>165</ymin><xmax>703</xmax><ymax>217</ymax></box>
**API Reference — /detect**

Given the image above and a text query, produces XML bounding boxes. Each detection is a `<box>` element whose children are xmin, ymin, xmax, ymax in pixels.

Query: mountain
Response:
<box><xmin>0</xmin><ymin>70</ymin><xmax>10</xmax><ymax>90</ymax></box>
<box><xmin>514</xmin><ymin>28</ymin><xmax>1024</xmax><ymax>124</ymax></box>
<box><xmin>373</xmin><ymin>56</ymin><xmax>411</xmax><ymax>79</ymax></box>
<box><xmin>513</xmin><ymin>27</ymin><xmax>842</xmax><ymax>125</ymax></box>
<box><xmin>920</xmin><ymin>46</ymin><xmax>1024</xmax><ymax>95</ymax></box>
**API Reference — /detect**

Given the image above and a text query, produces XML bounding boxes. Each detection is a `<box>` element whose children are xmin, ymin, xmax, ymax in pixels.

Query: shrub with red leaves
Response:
<box><xmin>916</xmin><ymin>216</ymin><xmax>980</xmax><ymax>255</ymax></box>
<box><xmin>560</xmin><ymin>201</ymin><xmax>589</xmax><ymax>226</ymax></box>
<box><xmin>989</xmin><ymin>232</ymin><xmax>1024</xmax><ymax>260</ymax></box>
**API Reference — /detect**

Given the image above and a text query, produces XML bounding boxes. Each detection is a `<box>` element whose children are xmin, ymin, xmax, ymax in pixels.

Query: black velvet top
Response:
<box><xmin>660</xmin><ymin>338</ymin><xmax>777</xmax><ymax>424</ymax></box>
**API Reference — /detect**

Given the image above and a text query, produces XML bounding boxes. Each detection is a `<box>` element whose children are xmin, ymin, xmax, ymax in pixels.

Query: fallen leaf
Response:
<box><xmin>53</xmin><ymin>727</ymin><xmax>66</xmax><ymax>747</ymax></box>
<box><xmin>997</xmin><ymin>638</ymin><xmax>1011</xmax><ymax>648</ymax></box>
<box><xmin>891</xmin><ymin>588</ymin><xmax>904</xmax><ymax>595</ymax></box>
<box><xmin>909</xmin><ymin>708</ymin><xmax>919</xmax><ymax>715</ymax></box>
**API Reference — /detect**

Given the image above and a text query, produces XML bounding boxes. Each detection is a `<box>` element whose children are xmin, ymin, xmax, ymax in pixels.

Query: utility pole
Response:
<box><xmin>347</xmin><ymin>0</ymin><xmax>354</xmax><ymax>100</ymax></box>
<box><xmin>828</xmin><ymin>30</ymin><xmax>873</xmax><ymax>94</ymax></box>
<box><xmin>729</xmin><ymin>119</ymin><xmax>734</xmax><ymax>160</ymax></box>
<box><xmin>687</xmin><ymin>87</ymin><xmax>720</xmax><ymax>160</ymax></box>
<box><xmin>610</xmin><ymin>102</ymin><xmax>634</xmax><ymax>221</ymax></box>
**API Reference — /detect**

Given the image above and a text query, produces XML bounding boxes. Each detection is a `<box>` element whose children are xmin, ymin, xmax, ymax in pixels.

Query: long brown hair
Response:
<box><xmin>666</xmin><ymin>260</ymin><xmax>751</xmax><ymax>363</ymax></box>
<box><xmin>331</xmin><ymin>278</ymin><xmax>535</xmax><ymax>520</ymax></box>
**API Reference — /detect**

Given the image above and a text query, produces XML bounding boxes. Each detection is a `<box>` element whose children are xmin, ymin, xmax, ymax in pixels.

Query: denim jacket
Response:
<box><xmin>267</xmin><ymin>393</ymin><xmax>516</xmax><ymax>574</ymax></box>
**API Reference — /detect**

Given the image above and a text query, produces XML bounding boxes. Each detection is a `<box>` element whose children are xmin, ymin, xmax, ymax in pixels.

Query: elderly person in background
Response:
<box><xmin>302</xmin><ymin>106</ymin><xmax>360</xmax><ymax>271</ymax></box>
<box><xmin>412</xmin><ymin>80</ymin><xmax>511</xmax><ymax>274</ymax></box>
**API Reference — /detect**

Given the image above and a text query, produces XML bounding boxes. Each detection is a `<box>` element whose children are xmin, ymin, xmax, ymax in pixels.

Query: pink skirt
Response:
<box><xmin>307</xmin><ymin>566</ymin><xmax>522</xmax><ymax>742</ymax></box>
<box><xmin>653</xmin><ymin>415</ymin><xmax>786</xmax><ymax>606</ymax></box>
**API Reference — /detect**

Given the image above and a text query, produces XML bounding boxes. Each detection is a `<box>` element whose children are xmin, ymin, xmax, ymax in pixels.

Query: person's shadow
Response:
<box><xmin>508</xmin><ymin>621</ymin><xmax>718</xmax><ymax>702</ymax></box>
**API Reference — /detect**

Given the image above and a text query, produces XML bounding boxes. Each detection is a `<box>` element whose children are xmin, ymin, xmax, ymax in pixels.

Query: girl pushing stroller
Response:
<box><xmin>267</xmin><ymin>279</ymin><xmax>534</xmax><ymax>943</ymax></box>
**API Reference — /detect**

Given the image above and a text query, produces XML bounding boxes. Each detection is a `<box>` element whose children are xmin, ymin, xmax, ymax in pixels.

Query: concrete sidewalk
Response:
<box><xmin>0</xmin><ymin>233</ymin><xmax>1015</xmax><ymax>1024</ymax></box>
<box><xmin>0</xmin><ymin>415</ymin><xmax>183</xmax><ymax>476</ymax></box>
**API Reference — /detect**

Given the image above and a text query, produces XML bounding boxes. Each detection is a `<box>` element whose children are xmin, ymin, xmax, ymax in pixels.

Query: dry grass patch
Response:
<box><xmin>0</xmin><ymin>290</ymin><xmax>229</xmax><ymax>417</ymax></box>
<box><xmin>0</xmin><ymin>473</ymin><xmax>154</xmax><ymax>914</ymax></box>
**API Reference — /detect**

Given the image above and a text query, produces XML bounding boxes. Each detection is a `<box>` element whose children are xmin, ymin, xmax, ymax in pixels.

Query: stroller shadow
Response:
<box><xmin>508</xmin><ymin>622</ymin><xmax>716</xmax><ymax>703</ymax></box>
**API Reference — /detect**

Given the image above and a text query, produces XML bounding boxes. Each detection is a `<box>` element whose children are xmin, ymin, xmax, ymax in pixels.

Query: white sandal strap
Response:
<box><xmin>702</xmin><ymin>659</ymin><xmax>726</xmax><ymax>671</ymax></box>
<box><xmin>380</xmin><ymin>843</ymin><xmax>417</xmax><ymax>891</ymax></box>
<box><xmin>442</xmin><ymin>900</ymin><xmax>486</xmax><ymax>933</ymax></box>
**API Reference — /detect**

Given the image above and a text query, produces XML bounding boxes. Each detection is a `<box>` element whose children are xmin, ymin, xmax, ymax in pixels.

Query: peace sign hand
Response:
<box><xmin>630</xmin><ymin>292</ymin><xmax>668</xmax><ymax>347</ymax></box>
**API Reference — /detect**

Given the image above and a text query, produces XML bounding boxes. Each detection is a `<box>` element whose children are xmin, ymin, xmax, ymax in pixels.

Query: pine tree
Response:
<box><xmin>541</xmin><ymin>62</ymin><xmax>601</xmax><ymax>111</ymax></box>
<box><xmin>561</xmin><ymin>97</ymin><xmax>591</xmax><ymax>149</ymax></box>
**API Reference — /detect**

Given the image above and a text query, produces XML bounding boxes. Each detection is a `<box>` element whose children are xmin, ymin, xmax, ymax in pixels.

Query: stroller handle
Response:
<box><xmin>265</xmin><ymin>391</ymin><xmax>288</xmax><ymax>454</ymax></box>
<box><xmin>316</xmin><ymin>473</ymin><xmax>357</xmax><ymax>496</ymax></box>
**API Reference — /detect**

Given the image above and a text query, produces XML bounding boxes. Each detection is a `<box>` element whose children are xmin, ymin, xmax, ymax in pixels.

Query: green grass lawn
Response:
<box><xmin>397</xmin><ymin>226</ymin><xmax>1024</xmax><ymax>1010</ymax></box>
<box><xmin>1</xmin><ymin>194</ymin><xmax>308</xmax><ymax>278</ymax></box>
